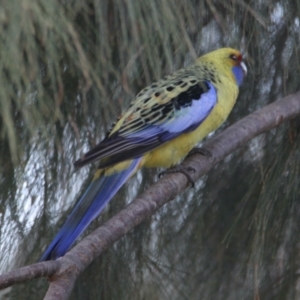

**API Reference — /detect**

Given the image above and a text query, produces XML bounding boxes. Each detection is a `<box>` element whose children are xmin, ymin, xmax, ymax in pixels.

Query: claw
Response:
<box><xmin>159</xmin><ymin>165</ymin><xmax>196</xmax><ymax>187</ymax></box>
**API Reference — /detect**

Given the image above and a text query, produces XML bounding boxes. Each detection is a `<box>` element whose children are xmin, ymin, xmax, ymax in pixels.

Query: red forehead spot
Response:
<box><xmin>237</xmin><ymin>54</ymin><xmax>242</xmax><ymax>62</ymax></box>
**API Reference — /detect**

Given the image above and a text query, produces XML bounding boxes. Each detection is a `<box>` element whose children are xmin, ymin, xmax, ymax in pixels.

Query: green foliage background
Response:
<box><xmin>0</xmin><ymin>0</ymin><xmax>300</xmax><ymax>299</ymax></box>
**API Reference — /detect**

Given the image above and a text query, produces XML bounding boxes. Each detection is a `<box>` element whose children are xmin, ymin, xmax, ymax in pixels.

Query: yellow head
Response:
<box><xmin>197</xmin><ymin>48</ymin><xmax>247</xmax><ymax>86</ymax></box>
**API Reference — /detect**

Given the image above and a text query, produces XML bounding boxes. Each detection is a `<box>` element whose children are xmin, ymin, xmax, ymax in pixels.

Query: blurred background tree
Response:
<box><xmin>0</xmin><ymin>0</ymin><xmax>300</xmax><ymax>299</ymax></box>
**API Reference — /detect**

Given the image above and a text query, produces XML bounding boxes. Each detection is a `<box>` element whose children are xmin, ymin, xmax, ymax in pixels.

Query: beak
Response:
<box><xmin>240</xmin><ymin>61</ymin><xmax>247</xmax><ymax>76</ymax></box>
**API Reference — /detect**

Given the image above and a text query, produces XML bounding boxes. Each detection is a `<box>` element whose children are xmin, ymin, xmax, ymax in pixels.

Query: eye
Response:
<box><xmin>230</xmin><ymin>54</ymin><xmax>238</xmax><ymax>61</ymax></box>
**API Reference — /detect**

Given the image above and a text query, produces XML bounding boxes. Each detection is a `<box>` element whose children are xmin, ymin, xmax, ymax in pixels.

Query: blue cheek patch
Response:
<box><xmin>232</xmin><ymin>66</ymin><xmax>244</xmax><ymax>86</ymax></box>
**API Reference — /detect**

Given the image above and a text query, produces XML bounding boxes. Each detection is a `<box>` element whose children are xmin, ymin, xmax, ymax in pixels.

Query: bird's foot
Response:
<box><xmin>159</xmin><ymin>165</ymin><xmax>196</xmax><ymax>187</ymax></box>
<box><xmin>187</xmin><ymin>147</ymin><xmax>212</xmax><ymax>158</ymax></box>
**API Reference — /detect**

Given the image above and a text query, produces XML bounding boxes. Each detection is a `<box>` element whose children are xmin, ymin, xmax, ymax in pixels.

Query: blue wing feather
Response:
<box><xmin>91</xmin><ymin>82</ymin><xmax>217</xmax><ymax>167</ymax></box>
<box><xmin>159</xmin><ymin>83</ymin><xmax>216</xmax><ymax>134</ymax></box>
<box><xmin>75</xmin><ymin>82</ymin><xmax>217</xmax><ymax>169</ymax></box>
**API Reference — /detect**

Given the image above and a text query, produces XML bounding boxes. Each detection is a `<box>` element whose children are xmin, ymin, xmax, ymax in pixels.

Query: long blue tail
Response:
<box><xmin>40</xmin><ymin>158</ymin><xmax>141</xmax><ymax>261</ymax></box>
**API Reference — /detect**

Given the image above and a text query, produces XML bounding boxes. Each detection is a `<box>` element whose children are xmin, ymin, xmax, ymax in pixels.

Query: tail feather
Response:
<box><xmin>40</xmin><ymin>158</ymin><xmax>141</xmax><ymax>261</ymax></box>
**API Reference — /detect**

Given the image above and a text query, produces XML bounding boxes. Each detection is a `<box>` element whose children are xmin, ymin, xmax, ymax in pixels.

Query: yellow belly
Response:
<box><xmin>143</xmin><ymin>111</ymin><xmax>221</xmax><ymax>167</ymax></box>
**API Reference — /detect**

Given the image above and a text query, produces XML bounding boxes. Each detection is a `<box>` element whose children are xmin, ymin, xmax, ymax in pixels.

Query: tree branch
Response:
<box><xmin>0</xmin><ymin>261</ymin><xmax>60</xmax><ymax>289</ymax></box>
<box><xmin>0</xmin><ymin>91</ymin><xmax>300</xmax><ymax>299</ymax></box>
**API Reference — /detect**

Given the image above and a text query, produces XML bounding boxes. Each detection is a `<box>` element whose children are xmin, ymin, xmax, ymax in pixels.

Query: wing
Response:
<box><xmin>74</xmin><ymin>73</ymin><xmax>217</xmax><ymax>169</ymax></box>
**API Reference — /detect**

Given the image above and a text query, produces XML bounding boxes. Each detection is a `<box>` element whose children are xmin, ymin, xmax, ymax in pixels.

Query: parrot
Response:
<box><xmin>40</xmin><ymin>47</ymin><xmax>247</xmax><ymax>261</ymax></box>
